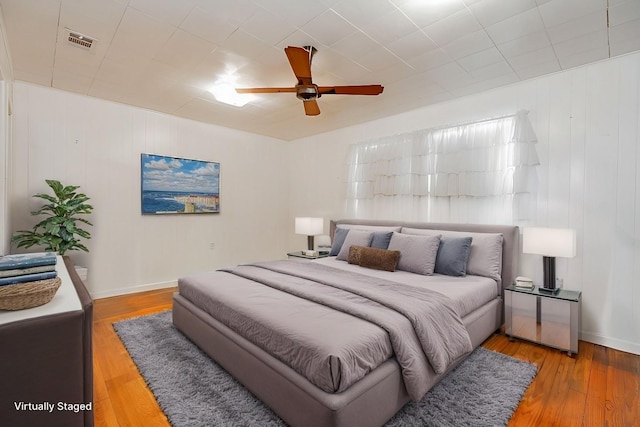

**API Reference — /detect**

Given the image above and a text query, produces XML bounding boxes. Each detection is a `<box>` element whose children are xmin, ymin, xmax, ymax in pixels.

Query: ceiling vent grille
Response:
<box><xmin>65</xmin><ymin>29</ymin><xmax>95</xmax><ymax>51</ymax></box>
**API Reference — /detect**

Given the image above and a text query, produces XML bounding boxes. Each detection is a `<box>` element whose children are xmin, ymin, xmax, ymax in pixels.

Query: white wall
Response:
<box><xmin>0</xmin><ymin>81</ymin><xmax>11</xmax><ymax>257</ymax></box>
<box><xmin>10</xmin><ymin>82</ymin><xmax>289</xmax><ymax>298</ymax></box>
<box><xmin>288</xmin><ymin>52</ymin><xmax>640</xmax><ymax>355</ymax></box>
<box><xmin>0</xmin><ymin>4</ymin><xmax>13</xmax><ymax>256</ymax></box>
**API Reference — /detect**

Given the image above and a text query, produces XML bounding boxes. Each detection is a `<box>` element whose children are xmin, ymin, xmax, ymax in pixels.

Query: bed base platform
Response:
<box><xmin>172</xmin><ymin>293</ymin><xmax>502</xmax><ymax>427</ymax></box>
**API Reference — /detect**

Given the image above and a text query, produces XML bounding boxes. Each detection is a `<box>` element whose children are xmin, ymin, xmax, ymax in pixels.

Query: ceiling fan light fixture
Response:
<box><xmin>210</xmin><ymin>83</ymin><xmax>252</xmax><ymax>107</ymax></box>
<box><xmin>296</xmin><ymin>84</ymin><xmax>318</xmax><ymax>101</ymax></box>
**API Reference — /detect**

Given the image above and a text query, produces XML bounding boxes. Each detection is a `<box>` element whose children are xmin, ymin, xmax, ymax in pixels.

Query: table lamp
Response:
<box><xmin>295</xmin><ymin>217</ymin><xmax>323</xmax><ymax>253</ymax></box>
<box><xmin>523</xmin><ymin>227</ymin><xmax>576</xmax><ymax>292</ymax></box>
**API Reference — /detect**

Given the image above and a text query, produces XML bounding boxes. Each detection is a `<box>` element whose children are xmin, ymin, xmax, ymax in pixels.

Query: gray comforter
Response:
<box><xmin>220</xmin><ymin>260</ymin><xmax>472</xmax><ymax>401</ymax></box>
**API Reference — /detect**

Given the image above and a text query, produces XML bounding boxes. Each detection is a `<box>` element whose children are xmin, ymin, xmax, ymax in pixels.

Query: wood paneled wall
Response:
<box><xmin>10</xmin><ymin>83</ymin><xmax>290</xmax><ymax>298</ymax></box>
<box><xmin>289</xmin><ymin>52</ymin><xmax>640</xmax><ymax>355</ymax></box>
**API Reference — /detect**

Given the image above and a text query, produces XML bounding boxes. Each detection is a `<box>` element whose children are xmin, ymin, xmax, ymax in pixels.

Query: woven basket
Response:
<box><xmin>0</xmin><ymin>277</ymin><xmax>61</xmax><ymax>310</ymax></box>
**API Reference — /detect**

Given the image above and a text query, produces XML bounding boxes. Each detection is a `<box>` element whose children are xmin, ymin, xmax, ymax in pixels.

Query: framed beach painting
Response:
<box><xmin>141</xmin><ymin>153</ymin><xmax>220</xmax><ymax>214</ymax></box>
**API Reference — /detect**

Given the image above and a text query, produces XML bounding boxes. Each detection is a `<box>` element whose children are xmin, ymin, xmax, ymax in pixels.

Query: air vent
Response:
<box><xmin>65</xmin><ymin>29</ymin><xmax>95</xmax><ymax>51</ymax></box>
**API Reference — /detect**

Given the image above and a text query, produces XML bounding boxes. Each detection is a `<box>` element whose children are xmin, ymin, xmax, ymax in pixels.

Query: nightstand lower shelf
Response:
<box><xmin>287</xmin><ymin>251</ymin><xmax>330</xmax><ymax>260</ymax></box>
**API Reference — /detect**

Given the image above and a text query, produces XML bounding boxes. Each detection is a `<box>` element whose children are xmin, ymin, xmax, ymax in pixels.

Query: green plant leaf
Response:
<box><xmin>76</xmin><ymin>217</ymin><xmax>93</xmax><ymax>226</ymax></box>
<box><xmin>74</xmin><ymin>242</ymin><xmax>89</xmax><ymax>252</ymax></box>
<box><xmin>75</xmin><ymin>228</ymin><xmax>91</xmax><ymax>239</ymax></box>
<box><xmin>33</xmin><ymin>193</ymin><xmax>58</xmax><ymax>204</ymax></box>
<box><xmin>12</xmin><ymin>180</ymin><xmax>93</xmax><ymax>255</ymax></box>
<box><xmin>45</xmin><ymin>222</ymin><xmax>61</xmax><ymax>235</ymax></box>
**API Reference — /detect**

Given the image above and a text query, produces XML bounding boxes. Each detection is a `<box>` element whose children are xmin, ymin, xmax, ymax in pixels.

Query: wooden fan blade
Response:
<box><xmin>303</xmin><ymin>100</ymin><xmax>320</xmax><ymax>116</ymax></box>
<box><xmin>285</xmin><ymin>46</ymin><xmax>313</xmax><ymax>86</ymax></box>
<box><xmin>317</xmin><ymin>85</ymin><xmax>384</xmax><ymax>95</ymax></box>
<box><xmin>235</xmin><ymin>87</ymin><xmax>297</xmax><ymax>94</ymax></box>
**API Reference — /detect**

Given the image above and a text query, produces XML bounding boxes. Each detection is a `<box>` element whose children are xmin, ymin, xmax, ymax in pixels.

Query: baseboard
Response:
<box><xmin>580</xmin><ymin>331</ymin><xmax>640</xmax><ymax>356</ymax></box>
<box><xmin>90</xmin><ymin>280</ymin><xmax>178</xmax><ymax>299</ymax></box>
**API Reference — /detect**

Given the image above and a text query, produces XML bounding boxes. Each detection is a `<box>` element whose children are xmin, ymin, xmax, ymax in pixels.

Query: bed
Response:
<box><xmin>172</xmin><ymin>219</ymin><xmax>519</xmax><ymax>427</ymax></box>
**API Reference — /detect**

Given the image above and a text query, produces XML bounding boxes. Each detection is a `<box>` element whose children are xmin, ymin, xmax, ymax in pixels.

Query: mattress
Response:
<box><xmin>313</xmin><ymin>257</ymin><xmax>498</xmax><ymax>317</ymax></box>
<box><xmin>178</xmin><ymin>258</ymin><xmax>496</xmax><ymax>399</ymax></box>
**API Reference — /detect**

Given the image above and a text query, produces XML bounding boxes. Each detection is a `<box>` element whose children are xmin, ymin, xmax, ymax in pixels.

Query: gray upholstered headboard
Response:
<box><xmin>329</xmin><ymin>219</ymin><xmax>519</xmax><ymax>296</ymax></box>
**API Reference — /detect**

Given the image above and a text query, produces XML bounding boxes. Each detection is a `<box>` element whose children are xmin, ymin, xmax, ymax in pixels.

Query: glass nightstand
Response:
<box><xmin>505</xmin><ymin>285</ymin><xmax>581</xmax><ymax>356</ymax></box>
<box><xmin>286</xmin><ymin>251</ymin><xmax>330</xmax><ymax>260</ymax></box>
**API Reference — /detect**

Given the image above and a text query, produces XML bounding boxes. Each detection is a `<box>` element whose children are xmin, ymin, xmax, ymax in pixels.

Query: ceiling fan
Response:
<box><xmin>235</xmin><ymin>46</ymin><xmax>384</xmax><ymax>116</ymax></box>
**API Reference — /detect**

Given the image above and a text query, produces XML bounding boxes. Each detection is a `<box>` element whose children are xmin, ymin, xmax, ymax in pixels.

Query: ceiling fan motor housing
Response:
<box><xmin>296</xmin><ymin>84</ymin><xmax>319</xmax><ymax>101</ymax></box>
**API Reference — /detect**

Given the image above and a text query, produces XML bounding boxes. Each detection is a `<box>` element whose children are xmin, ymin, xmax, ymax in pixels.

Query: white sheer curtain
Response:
<box><xmin>346</xmin><ymin>111</ymin><xmax>539</xmax><ymax>224</ymax></box>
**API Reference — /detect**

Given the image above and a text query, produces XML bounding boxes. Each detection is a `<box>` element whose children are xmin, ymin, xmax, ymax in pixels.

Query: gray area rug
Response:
<box><xmin>114</xmin><ymin>310</ymin><xmax>537</xmax><ymax>427</ymax></box>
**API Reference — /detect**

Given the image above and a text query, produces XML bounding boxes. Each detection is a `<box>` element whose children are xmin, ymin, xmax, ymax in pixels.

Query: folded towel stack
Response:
<box><xmin>0</xmin><ymin>253</ymin><xmax>58</xmax><ymax>286</ymax></box>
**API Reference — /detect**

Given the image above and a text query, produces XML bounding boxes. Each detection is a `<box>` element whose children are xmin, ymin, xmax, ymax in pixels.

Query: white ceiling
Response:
<box><xmin>1</xmin><ymin>0</ymin><xmax>639</xmax><ymax>141</ymax></box>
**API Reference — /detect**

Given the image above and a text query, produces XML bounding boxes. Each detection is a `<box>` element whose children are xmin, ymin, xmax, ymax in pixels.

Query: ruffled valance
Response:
<box><xmin>346</xmin><ymin>111</ymin><xmax>539</xmax><ymax>224</ymax></box>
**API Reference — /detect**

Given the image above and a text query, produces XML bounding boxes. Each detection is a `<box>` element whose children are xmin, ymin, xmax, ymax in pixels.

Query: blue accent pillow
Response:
<box><xmin>329</xmin><ymin>228</ymin><xmax>350</xmax><ymax>256</ymax></box>
<box><xmin>370</xmin><ymin>231</ymin><xmax>393</xmax><ymax>249</ymax></box>
<box><xmin>435</xmin><ymin>236</ymin><xmax>473</xmax><ymax>277</ymax></box>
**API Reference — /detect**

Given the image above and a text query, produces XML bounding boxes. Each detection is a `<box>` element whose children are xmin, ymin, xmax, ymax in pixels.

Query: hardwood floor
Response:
<box><xmin>93</xmin><ymin>288</ymin><xmax>176</xmax><ymax>427</ymax></box>
<box><xmin>93</xmin><ymin>288</ymin><xmax>640</xmax><ymax>427</ymax></box>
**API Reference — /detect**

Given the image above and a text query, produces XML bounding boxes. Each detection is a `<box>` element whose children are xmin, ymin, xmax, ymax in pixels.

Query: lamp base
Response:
<box><xmin>542</xmin><ymin>256</ymin><xmax>556</xmax><ymax>289</ymax></box>
<box><xmin>538</xmin><ymin>286</ymin><xmax>560</xmax><ymax>294</ymax></box>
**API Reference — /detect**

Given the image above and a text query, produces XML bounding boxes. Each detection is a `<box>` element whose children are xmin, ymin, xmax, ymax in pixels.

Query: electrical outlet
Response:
<box><xmin>209</xmin><ymin>242</ymin><xmax>216</xmax><ymax>250</ymax></box>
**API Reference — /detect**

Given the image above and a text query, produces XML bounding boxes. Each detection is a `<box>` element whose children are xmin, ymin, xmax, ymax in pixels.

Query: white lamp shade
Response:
<box><xmin>295</xmin><ymin>217</ymin><xmax>323</xmax><ymax>236</ymax></box>
<box><xmin>523</xmin><ymin>227</ymin><xmax>576</xmax><ymax>258</ymax></box>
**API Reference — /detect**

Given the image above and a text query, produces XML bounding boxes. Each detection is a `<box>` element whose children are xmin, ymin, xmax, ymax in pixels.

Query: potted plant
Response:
<box><xmin>12</xmin><ymin>179</ymin><xmax>93</xmax><ymax>255</ymax></box>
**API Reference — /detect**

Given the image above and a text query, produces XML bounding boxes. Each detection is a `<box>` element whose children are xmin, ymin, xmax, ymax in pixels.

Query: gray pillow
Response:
<box><xmin>330</xmin><ymin>227</ymin><xmax>350</xmax><ymax>256</ymax></box>
<box><xmin>336</xmin><ymin>230</ymin><xmax>374</xmax><ymax>261</ymax></box>
<box><xmin>464</xmin><ymin>233</ymin><xmax>503</xmax><ymax>281</ymax></box>
<box><xmin>435</xmin><ymin>236</ymin><xmax>473</xmax><ymax>277</ymax></box>
<box><xmin>370</xmin><ymin>231</ymin><xmax>393</xmax><ymax>249</ymax></box>
<box><xmin>387</xmin><ymin>232</ymin><xmax>441</xmax><ymax>275</ymax></box>
<box><xmin>401</xmin><ymin>228</ymin><xmax>503</xmax><ymax>281</ymax></box>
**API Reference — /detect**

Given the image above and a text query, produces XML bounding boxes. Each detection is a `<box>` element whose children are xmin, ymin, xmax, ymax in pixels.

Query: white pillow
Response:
<box><xmin>387</xmin><ymin>232</ymin><xmax>441</xmax><ymax>275</ymax></box>
<box><xmin>336</xmin><ymin>230</ymin><xmax>374</xmax><ymax>261</ymax></box>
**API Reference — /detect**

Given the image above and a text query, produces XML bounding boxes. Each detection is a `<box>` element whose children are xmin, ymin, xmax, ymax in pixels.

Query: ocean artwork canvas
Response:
<box><xmin>141</xmin><ymin>154</ymin><xmax>220</xmax><ymax>214</ymax></box>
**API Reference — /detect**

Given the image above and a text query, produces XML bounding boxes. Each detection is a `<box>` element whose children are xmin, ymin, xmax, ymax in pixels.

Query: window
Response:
<box><xmin>346</xmin><ymin>111</ymin><xmax>538</xmax><ymax>224</ymax></box>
